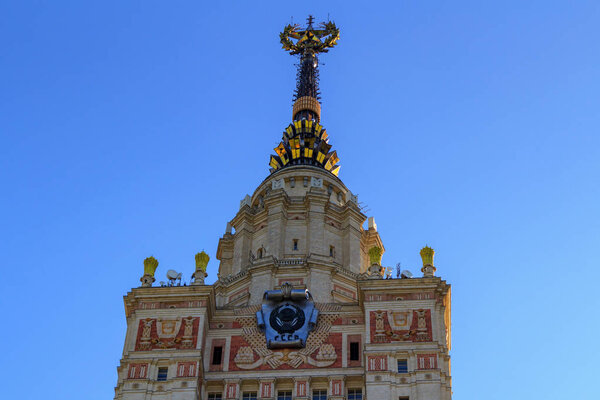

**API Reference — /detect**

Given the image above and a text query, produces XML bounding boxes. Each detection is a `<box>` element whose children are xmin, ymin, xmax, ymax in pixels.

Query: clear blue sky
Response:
<box><xmin>1</xmin><ymin>1</ymin><xmax>599</xmax><ymax>399</ymax></box>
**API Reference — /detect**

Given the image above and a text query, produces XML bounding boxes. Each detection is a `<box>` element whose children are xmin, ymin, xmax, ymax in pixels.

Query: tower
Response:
<box><xmin>114</xmin><ymin>17</ymin><xmax>452</xmax><ymax>400</ymax></box>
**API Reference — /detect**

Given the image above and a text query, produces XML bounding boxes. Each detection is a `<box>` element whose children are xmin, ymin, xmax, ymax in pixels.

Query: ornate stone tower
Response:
<box><xmin>114</xmin><ymin>17</ymin><xmax>452</xmax><ymax>400</ymax></box>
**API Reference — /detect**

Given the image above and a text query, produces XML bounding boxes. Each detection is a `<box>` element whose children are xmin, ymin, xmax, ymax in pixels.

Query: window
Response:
<box><xmin>313</xmin><ymin>389</ymin><xmax>327</xmax><ymax>400</ymax></box>
<box><xmin>208</xmin><ymin>394</ymin><xmax>222</xmax><ymax>400</ymax></box>
<box><xmin>348</xmin><ymin>389</ymin><xmax>363</xmax><ymax>400</ymax></box>
<box><xmin>212</xmin><ymin>346</ymin><xmax>223</xmax><ymax>365</ymax></box>
<box><xmin>242</xmin><ymin>393</ymin><xmax>257</xmax><ymax>400</ymax></box>
<box><xmin>257</xmin><ymin>248</ymin><xmax>263</xmax><ymax>258</ymax></box>
<box><xmin>350</xmin><ymin>341</ymin><xmax>360</xmax><ymax>361</ymax></box>
<box><xmin>397</xmin><ymin>359</ymin><xmax>408</xmax><ymax>373</ymax></box>
<box><xmin>399</xmin><ymin>397</ymin><xmax>410</xmax><ymax>400</ymax></box>
<box><xmin>156</xmin><ymin>367</ymin><xmax>168</xmax><ymax>381</ymax></box>
<box><xmin>330</xmin><ymin>245</ymin><xmax>335</xmax><ymax>257</ymax></box>
<box><xmin>293</xmin><ymin>239</ymin><xmax>298</xmax><ymax>251</ymax></box>
<box><xmin>277</xmin><ymin>391</ymin><xmax>292</xmax><ymax>400</ymax></box>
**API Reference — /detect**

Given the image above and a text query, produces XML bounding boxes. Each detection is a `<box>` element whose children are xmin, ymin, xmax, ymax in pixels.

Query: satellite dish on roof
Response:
<box><xmin>166</xmin><ymin>269</ymin><xmax>182</xmax><ymax>286</ymax></box>
<box><xmin>166</xmin><ymin>270</ymin><xmax>179</xmax><ymax>280</ymax></box>
<box><xmin>401</xmin><ymin>270</ymin><xmax>413</xmax><ymax>279</ymax></box>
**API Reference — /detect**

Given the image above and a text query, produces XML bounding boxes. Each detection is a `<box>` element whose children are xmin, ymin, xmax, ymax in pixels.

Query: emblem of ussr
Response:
<box><xmin>256</xmin><ymin>282</ymin><xmax>318</xmax><ymax>349</ymax></box>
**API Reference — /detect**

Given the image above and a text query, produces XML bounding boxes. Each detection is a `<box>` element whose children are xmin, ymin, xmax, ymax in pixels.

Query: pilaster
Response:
<box><xmin>265</xmin><ymin>188</ymin><xmax>289</xmax><ymax>259</ymax></box>
<box><xmin>305</xmin><ymin>187</ymin><xmax>329</xmax><ymax>256</ymax></box>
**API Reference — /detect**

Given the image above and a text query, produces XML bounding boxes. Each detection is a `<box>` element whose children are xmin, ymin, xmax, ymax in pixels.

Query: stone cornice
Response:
<box><xmin>252</xmin><ymin>166</ymin><xmax>351</xmax><ymax>199</ymax></box>
<box><xmin>123</xmin><ymin>285</ymin><xmax>214</xmax><ymax>318</ymax></box>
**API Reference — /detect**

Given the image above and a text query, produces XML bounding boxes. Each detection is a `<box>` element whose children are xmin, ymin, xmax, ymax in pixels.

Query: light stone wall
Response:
<box><xmin>308</xmin><ymin>268</ymin><xmax>333</xmax><ymax>303</ymax></box>
<box><xmin>116</xmin><ymin>166</ymin><xmax>452</xmax><ymax>400</ymax></box>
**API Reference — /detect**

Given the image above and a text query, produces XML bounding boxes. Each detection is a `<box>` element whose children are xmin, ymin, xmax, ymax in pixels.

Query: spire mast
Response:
<box><xmin>280</xmin><ymin>15</ymin><xmax>340</xmax><ymax>122</ymax></box>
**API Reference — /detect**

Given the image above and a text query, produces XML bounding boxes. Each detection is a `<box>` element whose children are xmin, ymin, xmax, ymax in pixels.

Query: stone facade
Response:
<box><xmin>113</xmin><ymin>165</ymin><xmax>452</xmax><ymax>399</ymax></box>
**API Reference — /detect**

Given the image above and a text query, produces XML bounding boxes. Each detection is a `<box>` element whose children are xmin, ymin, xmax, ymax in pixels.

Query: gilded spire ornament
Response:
<box><xmin>268</xmin><ymin>16</ymin><xmax>341</xmax><ymax>176</ymax></box>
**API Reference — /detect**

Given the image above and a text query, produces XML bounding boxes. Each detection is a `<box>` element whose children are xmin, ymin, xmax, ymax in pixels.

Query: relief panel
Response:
<box><xmin>370</xmin><ymin>309</ymin><xmax>432</xmax><ymax>343</ymax></box>
<box><xmin>135</xmin><ymin>316</ymin><xmax>200</xmax><ymax>351</ymax></box>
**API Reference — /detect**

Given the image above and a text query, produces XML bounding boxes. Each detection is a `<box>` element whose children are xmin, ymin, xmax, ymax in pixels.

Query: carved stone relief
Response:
<box><xmin>370</xmin><ymin>309</ymin><xmax>432</xmax><ymax>343</ymax></box>
<box><xmin>135</xmin><ymin>316</ymin><xmax>199</xmax><ymax>351</ymax></box>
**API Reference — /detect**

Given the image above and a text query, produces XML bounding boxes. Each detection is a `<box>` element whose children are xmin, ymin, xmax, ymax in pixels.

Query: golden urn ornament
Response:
<box><xmin>192</xmin><ymin>251</ymin><xmax>209</xmax><ymax>285</ymax></box>
<box><xmin>420</xmin><ymin>246</ymin><xmax>436</xmax><ymax>277</ymax></box>
<box><xmin>367</xmin><ymin>246</ymin><xmax>384</xmax><ymax>278</ymax></box>
<box><xmin>368</xmin><ymin>246</ymin><xmax>383</xmax><ymax>266</ymax></box>
<box><xmin>140</xmin><ymin>256</ymin><xmax>159</xmax><ymax>287</ymax></box>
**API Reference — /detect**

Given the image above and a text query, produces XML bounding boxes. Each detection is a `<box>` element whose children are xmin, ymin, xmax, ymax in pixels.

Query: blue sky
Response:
<box><xmin>1</xmin><ymin>1</ymin><xmax>599</xmax><ymax>399</ymax></box>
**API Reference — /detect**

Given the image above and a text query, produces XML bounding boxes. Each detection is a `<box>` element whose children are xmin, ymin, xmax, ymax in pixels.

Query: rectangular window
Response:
<box><xmin>399</xmin><ymin>397</ymin><xmax>410</xmax><ymax>400</ymax></box>
<box><xmin>293</xmin><ymin>239</ymin><xmax>298</xmax><ymax>251</ymax></box>
<box><xmin>242</xmin><ymin>393</ymin><xmax>257</xmax><ymax>400</ymax></box>
<box><xmin>212</xmin><ymin>346</ymin><xmax>223</xmax><ymax>365</ymax></box>
<box><xmin>313</xmin><ymin>389</ymin><xmax>327</xmax><ymax>400</ymax></box>
<box><xmin>156</xmin><ymin>367</ymin><xmax>168</xmax><ymax>381</ymax></box>
<box><xmin>398</xmin><ymin>359</ymin><xmax>408</xmax><ymax>373</ymax></box>
<box><xmin>208</xmin><ymin>394</ymin><xmax>222</xmax><ymax>400</ymax></box>
<box><xmin>350</xmin><ymin>341</ymin><xmax>360</xmax><ymax>361</ymax></box>
<box><xmin>329</xmin><ymin>245</ymin><xmax>335</xmax><ymax>257</ymax></box>
<box><xmin>348</xmin><ymin>389</ymin><xmax>363</xmax><ymax>400</ymax></box>
<box><xmin>277</xmin><ymin>391</ymin><xmax>292</xmax><ymax>400</ymax></box>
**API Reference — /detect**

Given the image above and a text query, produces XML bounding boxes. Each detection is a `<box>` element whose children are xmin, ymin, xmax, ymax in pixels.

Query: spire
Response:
<box><xmin>268</xmin><ymin>17</ymin><xmax>341</xmax><ymax>176</ymax></box>
<box><xmin>280</xmin><ymin>15</ymin><xmax>340</xmax><ymax>122</ymax></box>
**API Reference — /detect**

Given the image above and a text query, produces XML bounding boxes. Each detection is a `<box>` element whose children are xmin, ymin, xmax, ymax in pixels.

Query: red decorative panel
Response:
<box><xmin>209</xmin><ymin>320</ymin><xmax>241</xmax><ymax>329</ymax></box>
<box><xmin>333</xmin><ymin>284</ymin><xmax>356</xmax><ymax>299</ymax></box>
<box><xmin>330</xmin><ymin>379</ymin><xmax>343</xmax><ymax>396</ymax></box>
<box><xmin>135</xmin><ymin>300</ymin><xmax>206</xmax><ymax>310</ymax></box>
<box><xmin>127</xmin><ymin>363</ymin><xmax>148</xmax><ymax>379</ymax></box>
<box><xmin>295</xmin><ymin>380</ymin><xmax>307</xmax><ymax>397</ymax></box>
<box><xmin>370</xmin><ymin>309</ymin><xmax>433</xmax><ymax>343</ymax></box>
<box><xmin>228</xmin><ymin>287</ymin><xmax>249</xmax><ymax>303</ymax></box>
<box><xmin>367</xmin><ymin>355</ymin><xmax>387</xmax><ymax>371</ymax></box>
<box><xmin>135</xmin><ymin>317</ymin><xmax>200</xmax><ymax>351</ymax></box>
<box><xmin>365</xmin><ymin>292</ymin><xmax>435</xmax><ymax>302</ymax></box>
<box><xmin>225</xmin><ymin>382</ymin><xmax>238</xmax><ymax>399</ymax></box>
<box><xmin>176</xmin><ymin>362</ymin><xmax>197</xmax><ymax>377</ymax></box>
<box><xmin>333</xmin><ymin>316</ymin><xmax>364</xmax><ymax>325</ymax></box>
<box><xmin>278</xmin><ymin>278</ymin><xmax>304</xmax><ymax>286</ymax></box>
<box><xmin>417</xmin><ymin>354</ymin><xmax>438</xmax><ymax>370</ymax></box>
<box><xmin>260</xmin><ymin>381</ymin><xmax>273</xmax><ymax>398</ymax></box>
